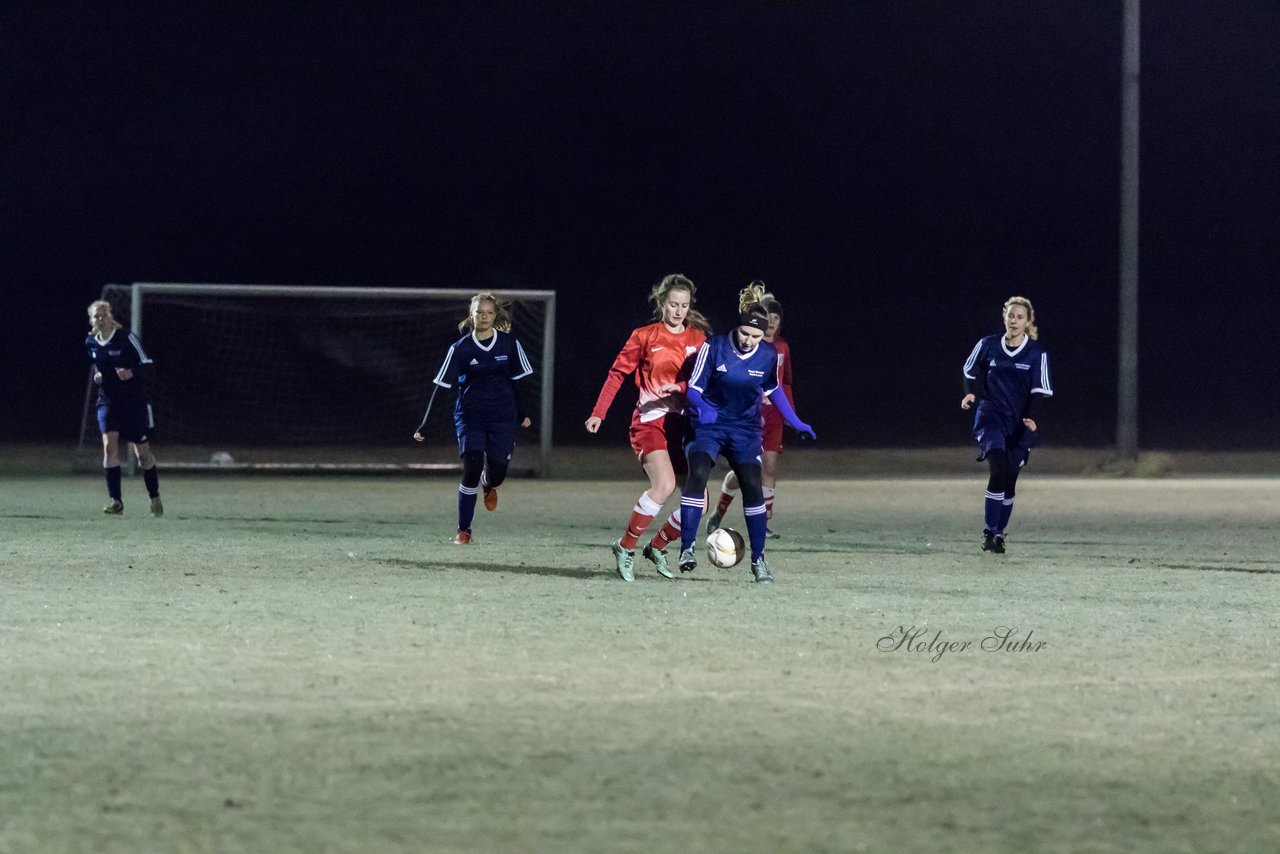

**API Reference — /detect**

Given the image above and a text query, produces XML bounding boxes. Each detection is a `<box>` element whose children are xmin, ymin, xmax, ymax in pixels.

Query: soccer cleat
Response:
<box><xmin>483</xmin><ymin>486</ymin><xmax>498</xmax><ymax>512</ymax></box>
<box><xmin>981</xmin><ymin>529</ymin><xmax>1005</xmax><ymax>554</ymax></box>
<box><xmin>150</xmin><ymin>496</ymin><xmax>164</xmax><ymax>517</ymax></box>
<box><xmin>678</xmin><ymin>546</ymin><xmax>697</xmax><ymax>574</ymax></box>
<box><xmin>611</xmin><ymin>540</ymin><xmax>636</xmax><ymax>582</ymax></box>
<box><xmin>453</xmin><ymin>529</ymin><xmax>472</xmax><ymax>545</ymax></box>
<box><xmin>642</xmin><ymin>544</ymin><xmax>675</xmax><ymax>579</ymax></box>
<box><xmin>765</xmin><ymin>526</ymin><xmax>780</xmax><ymax>539</ymax></box>
<box><xmin>751</xmin><ymin>557</ymin><xmax>774</xmax><ymax>584</ymax></box>
<box><xmin>103</xmin><ymin>499</ymin><xmax>124</xmax><ymax>515</ymax></box>
<box><xmin>704</xmin><ymin>508</ymin><xmax>724</xmax><ymax>535</ymax></box>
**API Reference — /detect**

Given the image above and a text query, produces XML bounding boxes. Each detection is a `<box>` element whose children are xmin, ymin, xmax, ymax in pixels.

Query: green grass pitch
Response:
<box><xmin>2</xmin><ymin>472</ymin><xmax>1278</xmax><ymax>853</ymax></box>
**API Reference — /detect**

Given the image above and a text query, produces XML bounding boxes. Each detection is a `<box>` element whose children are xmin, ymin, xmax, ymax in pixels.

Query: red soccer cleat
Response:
<box><xmin>483</xmin><ymin>487</ymin><xmax>498</xmax><ymax>512</ymax></box>
<box><xmin>453</xmin><ymin>529</ymin><xmax>472</xmax><ymax>545</ymax></box>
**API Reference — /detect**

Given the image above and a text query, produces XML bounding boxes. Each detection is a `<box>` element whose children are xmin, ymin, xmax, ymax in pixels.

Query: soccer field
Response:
<box><xmin>3</xmin><ymin>472</ymin><xmax>1278</xmax><ymax>853</ymax></box>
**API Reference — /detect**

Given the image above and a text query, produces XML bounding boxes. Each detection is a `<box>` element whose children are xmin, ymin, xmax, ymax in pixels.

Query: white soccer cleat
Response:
<box><xmin>751</xmin><ymin>557</ymin><xmax>774</xmax><ymax>584</ymax></box>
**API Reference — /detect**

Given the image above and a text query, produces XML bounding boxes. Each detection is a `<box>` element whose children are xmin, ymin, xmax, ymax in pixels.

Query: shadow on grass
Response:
<box><xmin>377</xmin><ymin>556</ymin><xmax>724</xmax><ymax>582</ymax></box>
<box><xmin>1158</xmin><ymin>563</ymin><xmax>1280</xmax><ymax>575</ymax></box>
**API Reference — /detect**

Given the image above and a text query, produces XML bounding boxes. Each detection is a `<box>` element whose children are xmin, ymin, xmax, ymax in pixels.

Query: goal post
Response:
<box><xmin>78</xmin><ymin>283</ymin><xmax>556</xmax><ymax>475</ymax></box>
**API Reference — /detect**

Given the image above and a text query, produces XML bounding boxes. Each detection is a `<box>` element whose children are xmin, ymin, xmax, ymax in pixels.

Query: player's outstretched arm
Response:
<box><xmin>769</xmin><ymin>390</ymin><xmax>815</xmax><ymax>440</ymax></box>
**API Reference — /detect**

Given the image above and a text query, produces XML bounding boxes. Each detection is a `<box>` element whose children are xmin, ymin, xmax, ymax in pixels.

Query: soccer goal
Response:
<box><xmin>78</xmin><ymin>283</ymin><xmax>556</xmax><ymax>475</ymax></box>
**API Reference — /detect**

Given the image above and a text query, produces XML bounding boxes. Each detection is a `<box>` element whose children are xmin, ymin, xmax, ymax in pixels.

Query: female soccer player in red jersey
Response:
<box><xmin>585</xmin><ymin>274</ymin><xmax>710</xmax><ymax>581</ymax></box>
<box><xmin>705</xmin><ymin>285</ymin><xmax>792</xmax><ymax>538</ymax></box>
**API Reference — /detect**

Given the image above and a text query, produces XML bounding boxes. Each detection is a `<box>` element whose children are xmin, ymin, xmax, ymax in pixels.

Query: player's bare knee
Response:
<box><xmin>650</xmin><ymin>474</ymin><xmax>677</xmax><ymax>501</ymax></box>
<box><xmin>101</xmin><ymin>435</ymin><xmax>120</xmax><ymax>466</ymax></box>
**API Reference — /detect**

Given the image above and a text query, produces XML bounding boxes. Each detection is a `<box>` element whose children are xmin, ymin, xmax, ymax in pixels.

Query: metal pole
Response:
<box><xmin>126</xmin><ymin>282</ymin><xmax>145</xmax><ymax>476</ymax></box>
<box><xmin>131</xmin><ymin>282</ymin><xmax>143</xmax><ymax>339</ymax></box>
<box><xmin>1117</xmin><ymin>0</ymin><xmax>1141</xmax><ymax>459</ymax></box>
<box><xmin>539</xmin><ymin>292</ymin><xmax>556</xmax><ymax>477</ymax></box>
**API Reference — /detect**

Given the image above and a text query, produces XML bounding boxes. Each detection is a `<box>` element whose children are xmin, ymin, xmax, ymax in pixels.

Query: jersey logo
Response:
<box><xmin>108</xmin><ymin>350</ymin><xmax>122</xmax><ymax>356</ymax></box>
<box><xmin>747</xmin><ymin>369</ymin><xmax>765</xmax><ymax>377</ymax></box>
<box><xmin>470</xmin><ymin>358</ymin><xmax>479</xmax><ymax>365</ymax></box>
<box><xmin>686</xmin><ymin>346</ymin><xmax>698</xmax><ymax>354</ymax></box>
<box><xmin>716</xmin><ymin>364</ymin><xmax>728</xmax><ymax>372</ymax></box>
<box><xmin>1015</xmin><ymin>363</ymin><xmax>1031</xmax><ymax>370</ymax></box>
<box><xmin>495</xmin><ymin>355</ymin><xmax>507</xmax><ymax>361</ymax></box>
<box><xmin>651</xmin><ymin>346</ymin><xmax>665</xmax><ymax>352</ymax></box>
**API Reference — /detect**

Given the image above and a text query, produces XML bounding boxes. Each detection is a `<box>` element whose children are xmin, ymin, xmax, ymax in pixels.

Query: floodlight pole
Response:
<box><xmin>1117</xmin><ymin>0</ymin><xmax>1141</xmax><ymax>459</ymax></box>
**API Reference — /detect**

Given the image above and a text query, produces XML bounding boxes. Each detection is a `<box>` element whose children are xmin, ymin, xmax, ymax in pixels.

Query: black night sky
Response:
<box><xmin>3</xmin><ymin>2</ymin><xmax>1277</xmax><ymax>449</ymax></box>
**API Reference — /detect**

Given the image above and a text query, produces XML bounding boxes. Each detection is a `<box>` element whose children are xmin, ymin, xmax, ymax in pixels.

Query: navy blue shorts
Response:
<box><xmin>974</xmin><ymin>413</ymin><xmax>1035</xmax><ymax>466</ymax></box>
<box><xmin>685</xmin><ymin>422</ymin><xmax>762</xmax><ymax>467</ymax></box>
<box><xmin>97</xmin><ymin>403</ymin><xmax>155</xmax><ymax>444</ymax></box>
<box><xmin>456</xmin><ymin>422</ymin><xmax>516</xmax><ymax>462</ymax></box>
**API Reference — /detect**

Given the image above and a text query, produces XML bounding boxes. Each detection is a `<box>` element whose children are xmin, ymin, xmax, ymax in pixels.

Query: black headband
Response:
<box><xmin>738</xmin><ymin>312</ymin><xmax>769</xmax><ymax>332</ymax></box>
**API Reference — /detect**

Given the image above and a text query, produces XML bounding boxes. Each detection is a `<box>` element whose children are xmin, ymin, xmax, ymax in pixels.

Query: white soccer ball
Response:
<box><xmin>210</xmin><ymin>451</ymin><xmax>235</xmax><ymax>466</ymax></box>
<box><xmin>705</xmin><ymin>527</ymin><xmax>746</xmax><ymax>568</ymax></box>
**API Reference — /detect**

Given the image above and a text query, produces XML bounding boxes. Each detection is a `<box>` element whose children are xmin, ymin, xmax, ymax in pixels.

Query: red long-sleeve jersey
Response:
<box><xmin>762</xmin><ymin>335</ymin><xmax>795</xmax><ymax>423</ymax></box>
<box><xmin>591</xmin><ymin>322</ymin><xmax>706</xmax><ymax>425</ymax></box>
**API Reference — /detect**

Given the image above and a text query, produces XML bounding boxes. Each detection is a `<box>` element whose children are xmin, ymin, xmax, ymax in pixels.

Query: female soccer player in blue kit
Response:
<box><xmin>415</xmin><ymin>293</ymin><xmax>534</xmax><ymax>545</ymax></box>
<box><xmin>961</xmin><ymin>296</ymin><xmax>1053</xmax><ymax>554</ymax></box>
<box><xmin>85</xmin><ymin>300</ymin><xmax>164</xmax><ymax>516</ymax></box>
<box><xmin>676</xmin><ymin>284</ymin><xmax>816</xmax><ymax>583</ymax></box>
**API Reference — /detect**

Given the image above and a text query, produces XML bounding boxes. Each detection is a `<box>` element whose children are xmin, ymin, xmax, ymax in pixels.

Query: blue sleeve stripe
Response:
<box><xmin>511</xmin><ymin>339</ymin><xmax>533</xmax><ymax>380</ymax></box>
<box><xmin>962</xmin><ymin>338</ymin><xmax>983</xmax><ymax>379</ymax></box>
<box><xmin>688</xmin><ymin>341</ymin><xmax>711</xmax><ymax>393</ymax></box>
<box><xmin>762</xmin><ymin>352</ymin><xmax>779</xmax><ymax>395</ymax></box>
<box><xmin>128</xmin><ymin>333</ymin><xmax>153</xmax><ymax>364</ymax></box>
<box><xmin>433</xmin><ymin>344</ymin><xmax>457</xmax><ymax>388</ymax></box>
<box><xmin>1032</xmin><ymin>352</ymin><xmax>1054</xmax><ymax>395</ymax></box>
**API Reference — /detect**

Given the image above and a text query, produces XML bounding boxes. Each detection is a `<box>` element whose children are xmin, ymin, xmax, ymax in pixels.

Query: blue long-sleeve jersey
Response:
<box><xmin>687</xmin><ymin>333</ymin><xmax>780</xmax><ymax>429</ymax></box>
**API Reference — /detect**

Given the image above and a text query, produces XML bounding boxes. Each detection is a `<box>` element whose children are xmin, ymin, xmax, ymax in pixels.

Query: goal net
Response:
<box><xmin>78</xmin><ymin>283</ymin><xmax>556</xmax><ymax>474</ymax></box>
